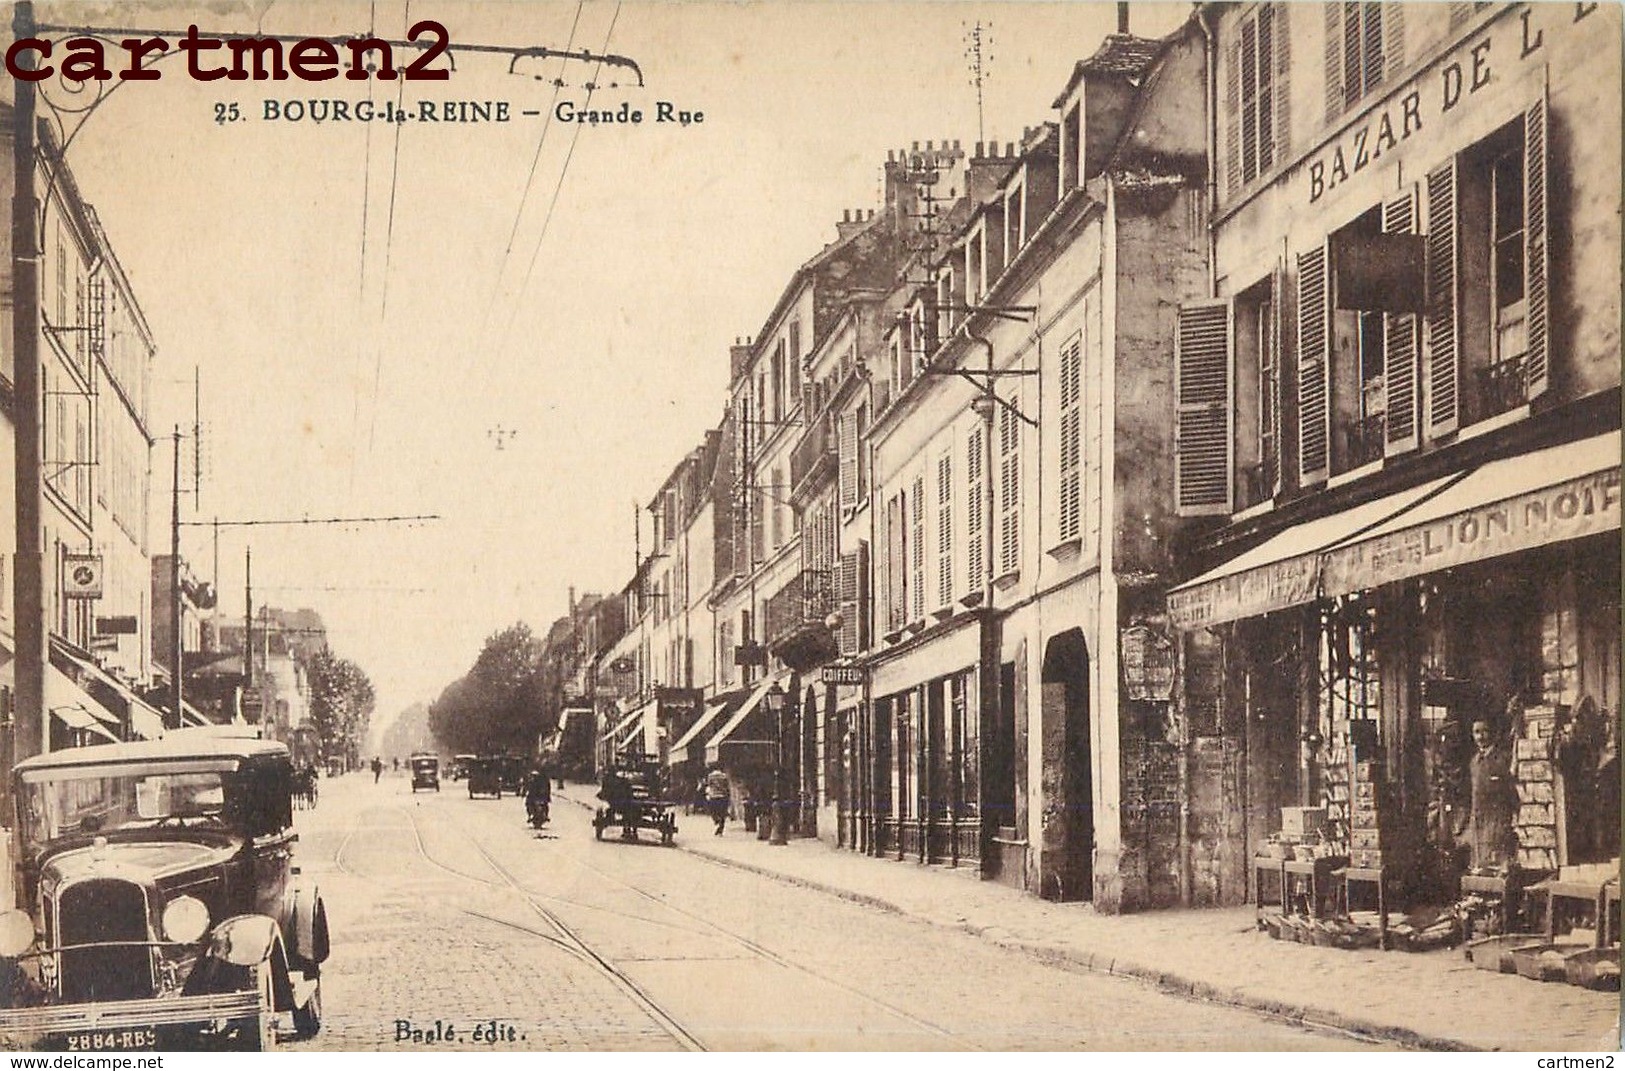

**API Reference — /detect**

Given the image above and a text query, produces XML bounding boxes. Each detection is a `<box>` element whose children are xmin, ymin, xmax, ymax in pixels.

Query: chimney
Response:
<box><xmin>729</xmin><ymin>338</ymin><xmax>754</xmax><ymax>382</ymax></box>
<box><xmin>1118</xmin><ymin>2</ymin><xmax>1129</xmax><ymax>34</ymax></box>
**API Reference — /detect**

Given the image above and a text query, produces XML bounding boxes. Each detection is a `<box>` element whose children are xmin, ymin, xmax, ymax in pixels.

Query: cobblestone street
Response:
<box><xmin>285</xmin><ymin>771</ymin><xmax>1389</xmax><ymax>1052</ymax></box>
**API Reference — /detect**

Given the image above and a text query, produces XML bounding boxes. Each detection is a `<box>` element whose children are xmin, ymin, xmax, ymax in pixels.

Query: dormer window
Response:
<box><xmin>1062</xmin><ymin>103</ymin><xmax>1081</xmax><ymax>190</ymax></box>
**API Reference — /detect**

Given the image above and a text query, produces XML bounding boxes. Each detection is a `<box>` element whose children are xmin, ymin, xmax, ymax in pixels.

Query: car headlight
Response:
<box><xmin>0</xmin><ymin>910</ymin><xmax>33</xmax><ymax>957</ymax></box>
<box><xmin>161</xmin><ymin>896</ymin><xmax>210</xmax><ymax>945</ymax></box>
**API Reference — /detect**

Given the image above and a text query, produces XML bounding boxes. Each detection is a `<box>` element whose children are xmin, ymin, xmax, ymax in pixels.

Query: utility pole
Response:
<box><xmin>244</xmin><ymin>547</ymin><xmax>253</xmax><ymax>691</ymax></box>
<box><xmin>12</xmin><ymin>0</ymin><xmax>45</xmax><ymax>766</ymax></box>
<box><xmin>169</xmin><ymin>426</ymin><xmax>183</xmax><ymax>729</ymax></box>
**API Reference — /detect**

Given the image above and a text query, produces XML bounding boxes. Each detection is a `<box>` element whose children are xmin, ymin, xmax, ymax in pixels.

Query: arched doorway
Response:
<box><xmin>1041</xmin><ymin>629</ymin><xmax>1093</xmax><ymax>901</ymax></box>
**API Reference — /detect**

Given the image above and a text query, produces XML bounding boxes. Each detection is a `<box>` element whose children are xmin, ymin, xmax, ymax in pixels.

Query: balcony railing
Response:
<box><xmin>1346</xmin><ymin>412</ymin><xmax>1386</xmax><ymax>470</ymax></box>
<box><xmin>764</xmin><ymin>569</ymin><xmax>836</xmax><ymax>649</ymax></box>
<box><xmin>1476</xmin><ymin>355</ymin><xmax>1528</xmax><ymax>422</ymax></box>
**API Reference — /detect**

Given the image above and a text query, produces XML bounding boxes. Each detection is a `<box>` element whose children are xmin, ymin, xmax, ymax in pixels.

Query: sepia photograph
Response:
<box><xmin>0</xmin><ymin>0</ymin><xmax>1615</xmax><ymax>1056</ymax></box>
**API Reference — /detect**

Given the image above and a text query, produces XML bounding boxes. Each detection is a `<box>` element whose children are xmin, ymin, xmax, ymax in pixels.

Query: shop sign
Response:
<box><xmin>820</xmin><ymin>664</ymin><xmax>866</xmax><ymax>686</ymax></box>
<box><xmin>656</xmin><ymin>687</ymin><xmax>702</xmax><ymax>720</ymax></box>
<box><xmin>63</xmin><ymin>554</ymin><xmax>103</xmax><ymax>599</ymax></box>
<box><xmin>1120</xmin><ymin>625</ymin><xmax>1175</xmax><ymax>702</ymax></box>
<box><xmin>96</xmin><ymin>615</ymin><xmax>139</xmax><ymax>635</ymax></box>
<box><xmin>1303</xmin><ymin>6</ymin><xmax>1579</xmax><ymax>206</ymax></box>
<box><xmin>1321</xmin><ymin>468</ymin><xmax>1620</xmax><ymax>597</ymax></box>
<box><xmin>1168</xmin><ymin>554</ymin><xmax>1318</xmax><ymax>630</ymax></box>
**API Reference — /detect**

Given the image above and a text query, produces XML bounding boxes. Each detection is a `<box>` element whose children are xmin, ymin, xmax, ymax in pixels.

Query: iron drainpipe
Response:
<box><xmin>966</xmin><ymin>328</ymin><xmax>1001</xmax><ymax>879</ymax></box>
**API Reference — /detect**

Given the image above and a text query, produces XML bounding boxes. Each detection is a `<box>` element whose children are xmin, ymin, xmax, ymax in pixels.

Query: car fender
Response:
<box><xmin>290</xmin><ymin>881</ymin><xmax>330</xmax><ymax>967</ymax></box>
<box><xmin>184</xmin><ymin>915</ymin><xmax>293</xmax><ymax>1013</ymax></box>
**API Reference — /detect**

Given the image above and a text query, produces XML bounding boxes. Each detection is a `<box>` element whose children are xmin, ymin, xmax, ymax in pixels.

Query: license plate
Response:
<box><xmin>66</xmin><ymin>1028</ymin><xmax>157</xmax><ymax>1051</ymax></box>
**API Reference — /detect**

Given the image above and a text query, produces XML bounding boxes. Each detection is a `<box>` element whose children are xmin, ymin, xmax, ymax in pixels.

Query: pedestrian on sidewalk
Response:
<box><xmin>703</xmin><ymin>765</ymin><xmax>730</xmax><ymax>835</ymax></box>
<box><xmin>371</xmin><ymin>756</ymin><xmax>383</xmax><ymax>784</ymax></box>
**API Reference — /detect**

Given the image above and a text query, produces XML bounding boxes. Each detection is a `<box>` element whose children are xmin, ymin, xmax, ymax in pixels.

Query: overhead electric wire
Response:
<box><xmin>473</xmin><ymin>1</ymin><xmax>585</xmax><ymax>349</ymax></box>
<box><xmin>476</xmin><ymin>3</ymin><xmax>621</xmax><ymax>402</ymax></box>
<box><xmin>367</xmin><ymin>0</ymin><xmax>413</xmax><ymax>455</ymax></box>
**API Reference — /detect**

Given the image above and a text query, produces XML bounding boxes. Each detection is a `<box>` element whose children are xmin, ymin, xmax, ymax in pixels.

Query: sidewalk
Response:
<box><xmin>559</xmin><ymin>786</ymin><xmax>1618</xmax><ymax>1051</ymax></box>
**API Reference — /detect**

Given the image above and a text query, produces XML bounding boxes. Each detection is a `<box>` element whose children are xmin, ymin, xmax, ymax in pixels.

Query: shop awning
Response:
<box><xmin>599</xmin><ymin>706</ymin><xmax>641</xmax><ymax>744</ymax></box>
<box><xmin>1170</xmin><ymin>430</ymin><xmax>1621</xmax><ymax>629</ymax></box>
<box><xmin>51</xmin><ymin>639</ymin><xmax>167</xmax><ymax>738</ymax></box>
<box><xmin>669</xmin><ymin>692</ymin><xmax>741</xmax><ymax>759</ymax></box>
<box><xmin>704</xmin><ymin>674</ymin><xmax>786</xmax><ymax>766</ymax></box>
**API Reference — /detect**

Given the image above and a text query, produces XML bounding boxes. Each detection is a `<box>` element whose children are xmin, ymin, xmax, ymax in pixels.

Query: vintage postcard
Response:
<box><xmin>0</xmin><ymin>0</ymin><xmax>1616</xmax><ymax>1056</ymax></box>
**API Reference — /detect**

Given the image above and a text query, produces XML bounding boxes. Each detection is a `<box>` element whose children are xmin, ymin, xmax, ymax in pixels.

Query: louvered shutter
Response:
<box><xmin>936</xmin><ymin>454</ymin><xmax>953</xmax><ymax>607</ymax></box>
<box><xmin>1272</xmin><ymin>4</ymin><xmax>1291</xmax><ymax>163</ymax></box>
<box><xmin>1384</xmin><ymin>2</ymin><xmax>1405</xmax><ymax>84</ymax></box>
<box><xmin>1383</xmin><ymin>186</ymin><xmax>1421</xmax><ymax>456</ymax></box>
<box><xmin>1264</xmin><ymin>267</ymin><xmax>1285</xmax><ymax>496</ymax></box>
<box><xmin>910</xmin><ymin>475</ymin><xmax>926</xmax><ymax>621</ymax></box>
<box><xmin>1058</xmin><ymin>335</ymin><xmax>1082</xmax><ymax>540</ymax></box>
<box><xmin>1225</xmin><ymin>36</ymin><xmax>1243</xmax><ymax>198</ymax></box>
<box><xmin>966</xmin><ymin>426</ymin><xmax>985</xmax><ymax>594</ymax></box>
<box><xmin>1324</xmin><ymin>4</ymin><xmax>1344</xmax><ymax>124</ymax></box>
<box><xmin>1524</xmin><ymin>94</ymin><xmax>1550</xmax><ymax>401</ymax></box>
<box><xmin>838</xmin><ymin>412</ymin><xmax>858</xmax><ymax>509</ymax></box>
<box><xmin>998</xmin><ymin>406</ymin><xmax>1020</xmax><ymax>575</ymax></box>
<box><xmin>886</xmin><ymin>493</ymin><xmax>905</xmax><ymax>631</ymax></box>
<box><xmin>1175</xmin><ymin>301</ymin><xmax>1234</xmax><ymax>515</ymax></box>
<box><xmin>1296</xmin><ymin>246</ymin><xmax>1331</xmax><ymax>485</ymax></box>
<box><xmin>855</xmin><ymin>541</ymin><xmax>869</xmax><ymax>651</ymax></box>
<box><xmin>837</xmin><ymin>551</ymin><xmax>859</xmax><ymax>655</ymax></box>
<box><xmin>1425</xmin><ymin>161</ymin><xmax>1460</xmax><ymax>437</ymax></box>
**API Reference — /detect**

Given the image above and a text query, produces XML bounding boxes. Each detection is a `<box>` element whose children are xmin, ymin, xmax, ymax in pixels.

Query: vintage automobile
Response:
<box><xmin>496</xmin><ymin>755</ymin><xmax>528</xmax><ymax>796</ymax></box>
<box><xmin>449</xmin><ymin>754</ymin><xmax>477</xmax><ymax>782</ymax></box>
<box><xmin>592</xmin><ymin>761</ymin><xmax>678</xmax><ymax>846</ymax></box>
<box><xmin>408</xmin><ymin>753</ymin><xmax>440</xmax><ymax>793</ymax></box>
<box><xmin>0</xmin><ymin>733</ymin><xmax>330</xmax><ymax>1050</ymax></box>
<box><xmin>465</xmin><ymin>756</ymin><xmax>502</xmax><ymax>799</ymax></box>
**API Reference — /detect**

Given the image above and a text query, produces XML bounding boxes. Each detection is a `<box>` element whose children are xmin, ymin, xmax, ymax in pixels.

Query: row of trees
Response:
<box><xmin>306</xmin><ymin>646</ymin><xmax>376</xmax><ymax>769</ymax></box>
<box><xmin>427</xmin><ymin>623</ymin><xmax>561</xmax><ymax>756</ymax></box>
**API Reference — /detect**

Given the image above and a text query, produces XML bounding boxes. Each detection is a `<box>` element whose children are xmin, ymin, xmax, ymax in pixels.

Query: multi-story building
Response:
<box><xmin>0</xmin><ymin>116</ymin><xmax>163</xmax><ymax>749</ymax></box>
<box><xmin>836</xmin><ymin>23</ymin><xmax>1210</xmax><ymax>913</ymax></box>
<box><xmin>1167</xmin><ymin>2</ymin><xmax>1621</xmax><ymax>908</ymax></box>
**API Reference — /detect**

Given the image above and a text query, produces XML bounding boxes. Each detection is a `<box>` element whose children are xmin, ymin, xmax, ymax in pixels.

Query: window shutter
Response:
<box><xmin>966</xmin><ymin>426</ymin><xmax>985</xmax><ymax>594</ymax></box>
<box><xmin>837</xmin><ymin>550</ymin><xmax>859</xmax><ymax>655</ymax></box>
<box><xmin>1296</xmin><ymin>246</ymin><xmax>1331</xmax><ymax>485</ymax></box>
<box><xmin>1383</xmin><ymin>186</ymin><xmax>1421</xmax><ymax>456</ymax></box>
<box><xmin>1273</xmin><ymin>3</ymin><xmax>1291</xmax><ymax>164</ymax></box>
<box><xmin>1425</xmin><ymin>160</ymin><xmax>1460</xmax><ymax>437</ymax></box>
<box><xmin>886</xmin><ymin>493</ymin><xmax>905</xmax><ymax>631</ymax></box>
<box><xmin>1324</xmin><ymin>3</ymin><xmax>1344</xmax><ymax>125</ymax></box>
<box><xmin>1225</xmin><ymin>37</ymin><xmax>1243</xmax><ymax>198</ymax></box>
<box><xmin>1058</xmin><ymin>334</ymin><xmax>1082</xmax><ymax>541</ymax></box>
<box><xmin>936</xmin><ymin>453</ymin><xmax>953</xmax><ymax>607</ymax></box>
<box><xmin>838</xmin><ymin>412</ymin><xmax>858</xmax><ymax>509</ymax></box>
<box><xmin>1524</xmin><ymin>94</ymin><xmax>1550</xmax><ymax>401</ymax></box>
<box><xmin>1384</xmin><ymin>2</ymin><xmax>1405</xmax><ymax>84</ymax></box>
<box><xmin>1174</xmin><ymin>300</ymin><xmax>1234</xmax><ymax>515</ymax></box>
<box><xmin>1263</xmin><ymin>268</ymin><xmax>1285</xmax><ymax>497</ymax></box>
<box><xmin>910</xmin><ymin>475</ymin><xmax>926</xmax><ymax>621</ymax></box>
<box><xmin>998</xmin><ymin>405</ymin><xmax>1020</xmax><ymax>576</ymax></box>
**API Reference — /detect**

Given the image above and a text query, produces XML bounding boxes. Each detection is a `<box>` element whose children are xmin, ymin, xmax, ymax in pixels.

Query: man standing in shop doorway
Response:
<box><xmin>1459</xmin><ymin>718</ymin><xmax>1518</xmax><ymax>871</ymax></box>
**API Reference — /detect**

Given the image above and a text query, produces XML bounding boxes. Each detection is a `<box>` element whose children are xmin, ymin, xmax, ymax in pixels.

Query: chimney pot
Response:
<box><xmin>912</xmin><ymin>140</ymin><xmax>920</xmax><ymax>151</ymax></box>
<box><xmin>926</xmin><ymin>140</ymin><xmax>934</xmax><ymax>151</ymax></box>
<box><xmin>954</xmin><ymin>139</ymin><xmax>962</xmax><ymax>151</ymax></box>
<box><xmin>975</xmin><ymin>141</ymin><xmax>984</xmax><ymax>156</ymax></box>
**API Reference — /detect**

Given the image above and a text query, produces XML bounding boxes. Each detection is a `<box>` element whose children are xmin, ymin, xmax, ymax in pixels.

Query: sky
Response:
<box><xmin>46</xmin><ymin>0</ymin><xmax>1192</xmax><ymax>742</ymax></box>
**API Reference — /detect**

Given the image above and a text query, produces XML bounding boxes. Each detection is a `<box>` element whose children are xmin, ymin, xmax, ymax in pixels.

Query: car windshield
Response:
<box><xmin>18</xmin><ymin>760</ymin><xmax>239</xmax><ymax>853</ymax></box>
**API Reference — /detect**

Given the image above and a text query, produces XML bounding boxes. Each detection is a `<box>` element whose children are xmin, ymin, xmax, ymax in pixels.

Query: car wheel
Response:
<box><xmin>292</xmin><ymin>974</ymin><xmax>322</xmax><ymax>1040</ymax></box>
<box><xmin>229</xmin><ymin>963</ymin><xmax>278</xmax><ymax>1051</ymax></box>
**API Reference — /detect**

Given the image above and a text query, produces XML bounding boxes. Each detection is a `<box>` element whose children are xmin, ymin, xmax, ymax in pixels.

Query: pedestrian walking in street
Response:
<box><xmin>372</xmin><ymin>756</ymin><xmax>383</xmax><ymax>784</ymax></box>
<box><xmin>703</xmin><ymin>765</ymin><xmax>730</xmax><ymax>835</ymax></box>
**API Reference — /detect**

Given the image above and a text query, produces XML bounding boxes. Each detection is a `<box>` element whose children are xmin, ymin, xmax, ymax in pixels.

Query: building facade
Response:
<box><xmin>1167</xmin><ymin>1</ymin><xmax>1621</xmax><ymax>908</ymax></box>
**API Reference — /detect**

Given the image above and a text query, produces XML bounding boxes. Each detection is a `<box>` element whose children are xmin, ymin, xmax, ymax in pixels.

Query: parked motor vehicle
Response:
<box><xmin>408</xmin><ymin>753</ymin><xmax>440</xmax><ymax>793</ymax></box>
<box><xmin>0</xmin><ymin>732</ymin><xmax>330</xmax><ymax>1051</ymax></box>
<box><xmin>466</xmin><ymin>757</ymin><xmax>502</xmax><ymax>799</ymax></box>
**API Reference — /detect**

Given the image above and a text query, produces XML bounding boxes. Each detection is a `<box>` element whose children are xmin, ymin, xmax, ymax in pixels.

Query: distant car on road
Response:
<box><xmin>466</xmin><ymin>756</ymin><xmax>502</xmax><ymax>799</ymax></box>
<box><xmin>450</xmin><ymin>754</ymin><xmax>476</xmax><ymax>781</ymax></box>
<box><xmin>409</xmin><ymin>753</ymin><xmax>440</xmax><ymax>793</ymax></box>
<box><xmin>0</xmin><ymin>732</ymin><xmax>330</xmax><ymax>1050</ymax></box>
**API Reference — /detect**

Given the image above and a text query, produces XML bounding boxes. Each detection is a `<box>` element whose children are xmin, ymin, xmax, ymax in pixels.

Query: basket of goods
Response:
<box><xmin>1510</xmin><ymin>943</ymin><xmax>1591</xmax><ymax>983</ymax></box>
<box><xmin>1563</xmin><ymin>947</ymin><xmax>1620</xmax><ymax>991</ymax></box>
<box><xmin>1464</xmin><ymin>934</ymin><xmax>1546</xmax><ymax>973</ymax></box>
